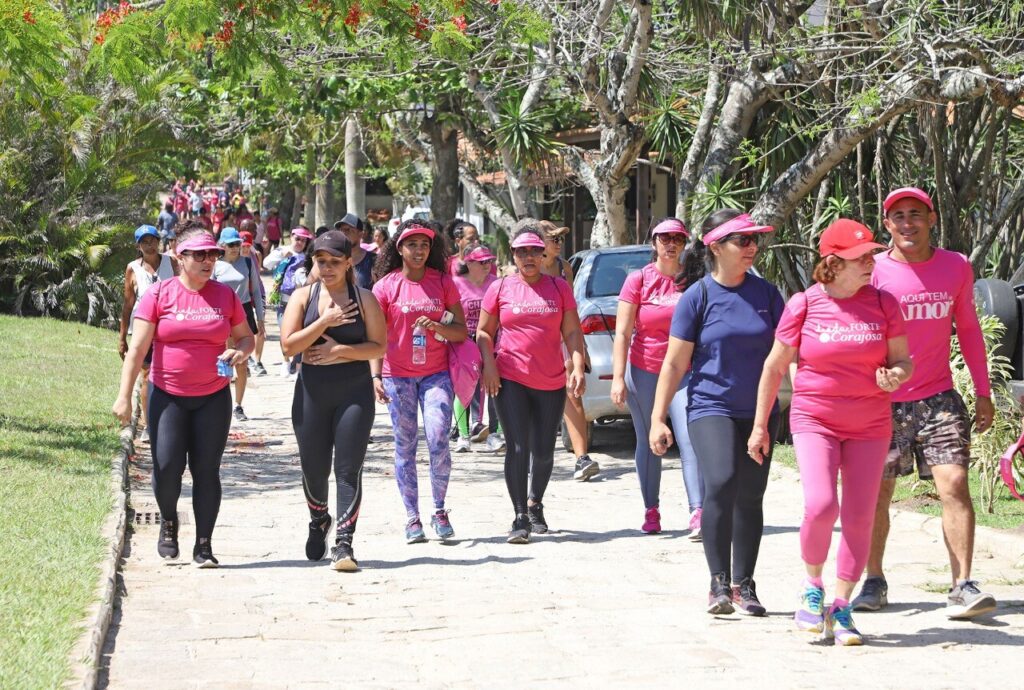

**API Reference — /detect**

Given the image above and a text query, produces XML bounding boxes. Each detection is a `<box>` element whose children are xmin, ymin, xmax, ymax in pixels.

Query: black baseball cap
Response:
<box><xmin>334</xmin><ymin>213</ymin><xmax>365</xmax><ymax>233</ymax></box>
<box><xmin>311</xmin><ymin>230</ymin><xmax>353</xmax><ymax>257</ymax></box>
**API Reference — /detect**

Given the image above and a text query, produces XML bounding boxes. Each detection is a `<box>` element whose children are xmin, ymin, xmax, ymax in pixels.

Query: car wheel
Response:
<box><xmin>560</xmin><ymin>418</ymin><xmax>594</xmax><ymax>454</ymax></box>
<box><xmin>974</xmin><ymin>278</ymin><xmax>1019</xmax><ymax>362</ymax></box>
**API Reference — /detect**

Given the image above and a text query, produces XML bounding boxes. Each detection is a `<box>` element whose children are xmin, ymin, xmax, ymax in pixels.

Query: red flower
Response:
<box><xmin>23</xmin><ymin>10</ymin><xmax>36</xmax><ymax>24</ymax></box>
<box><xmin>345</xmin><ymin>2</ymin><xmax>361</xmax><ymax>27</ymax></box>
<box><xmin>452</xmin><ymin>15</ymin><xmax>467</xmax><ymax>32</ymax></box>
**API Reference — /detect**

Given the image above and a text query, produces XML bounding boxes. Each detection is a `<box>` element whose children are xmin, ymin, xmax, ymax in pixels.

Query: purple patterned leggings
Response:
<box><xmin>383</xmin><ymin>371</ymin><xmax>454</xmax><ymax>519</ymax></box>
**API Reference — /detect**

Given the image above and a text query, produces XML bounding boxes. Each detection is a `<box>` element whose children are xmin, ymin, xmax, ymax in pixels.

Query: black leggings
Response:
<box><xmin>291</xmin><ymin>363</ymin><xmax>375</xmax><ymax>537</ymax></box>
<box><xmin>148</xmin><ymin>384</ymin><xmax>232</xmax><ymax>540</ymax></box>
<box><xmin>688</xmin><ymin>414</ymin><xmax>776</xmax><ymax>582</ymax></box>
<box><xmin>494</xmin><ymin>379</ymin><xmax>566</xmax><ymax>514</ymax></box>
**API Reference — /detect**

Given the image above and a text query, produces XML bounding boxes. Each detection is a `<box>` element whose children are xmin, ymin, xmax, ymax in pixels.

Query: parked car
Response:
<box><xmin>565</xmin><ymin>245</ymin><xmax>792</xmax><ymax>451</ymax></box>
<box><xmin>974</xmin><ymin>267</ymin><xmax>1024</xmax><ymax>400</ymax></box>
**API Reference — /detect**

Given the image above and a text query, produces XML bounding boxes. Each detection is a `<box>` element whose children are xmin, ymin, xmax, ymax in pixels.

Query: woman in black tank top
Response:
<box><xmin>281</xmin><ymin>231</ymin><xmax>386</xmax><ymax>571</ymax></box>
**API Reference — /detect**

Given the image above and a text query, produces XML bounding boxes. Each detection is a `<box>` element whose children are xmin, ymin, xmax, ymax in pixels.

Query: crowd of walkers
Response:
<box><xmin>114</xmin><ymin>184</ymin><xmax>1000</xmax><ymax>644</ymax></box>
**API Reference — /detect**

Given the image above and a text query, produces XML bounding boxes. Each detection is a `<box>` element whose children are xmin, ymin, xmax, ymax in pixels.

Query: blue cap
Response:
<box><xmin>135</xmin><ymin>225</ymin><xmax>159</xmax><ymax>242</ymax></box>
<box><xmin>218</xmin><ymin>227</ymin><xmax>241</xmax><ymax>245</ymax></box>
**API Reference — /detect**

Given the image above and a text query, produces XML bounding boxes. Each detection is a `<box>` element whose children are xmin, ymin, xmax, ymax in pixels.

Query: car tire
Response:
<box><xmin>974</xmin><ymin>278</ymin><xmax>1019</xmax><ymax>363</ymax></box>
<box><xmin>561</xmin><ymin>418</ymin><xmax>594</xmax><ymax>454</ymax></box>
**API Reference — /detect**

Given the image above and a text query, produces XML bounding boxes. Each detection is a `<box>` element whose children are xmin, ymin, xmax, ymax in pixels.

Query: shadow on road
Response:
<box><xmin>359</xmin><ymin>555</ymin><xmax>532</xmax><ymax>570</ymax></box>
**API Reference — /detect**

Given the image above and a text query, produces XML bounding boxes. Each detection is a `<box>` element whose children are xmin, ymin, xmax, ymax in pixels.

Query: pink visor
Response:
<box><xmin>291</xmin><ymin>227</ymin><xmax>314</xmax><ymax>240</ymax></box>
<box><xmin>701</xmin><ymin>214</ymin><xmax>774</xmax><ymax>246</ymax></box>
<box><xmin>883</xmin><ymin>187</ymin><xmax>933</xmax><ymax>213</ymax></box>
<box><xmin>651</xmin><ymin>218</ymin><xmax>689</xmax><ymax>237</ymax></box>
<box><xmin>177</xmin><ymin>234</ymin><xmax>220</xmax><ymax>253</ymax></box>
<box><xmin>510</xmin><ymin>233</ymin><xmax>546</xmax><ymax>249</ymax></box>
<box><xmin>397</xmin><ymin>224</ymin><xmax>435</xmax><ymax>244</ymax></box>
<box><xmin>465</xmin><ymin>245</ymin><xmax>497</xmax><ymax>262</ymax></box>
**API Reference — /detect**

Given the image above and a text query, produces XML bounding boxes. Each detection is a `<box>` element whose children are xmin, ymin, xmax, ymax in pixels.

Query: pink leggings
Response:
<box><xmin>792</xmin><ymin>432</ymin><xmax>890</xmax><ymax>582</ymax></box>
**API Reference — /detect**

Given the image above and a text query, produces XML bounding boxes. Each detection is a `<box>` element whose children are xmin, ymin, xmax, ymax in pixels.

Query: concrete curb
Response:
<box><xmin>64</xmin><ymin>421</ymin><xmax>135</xmax><ymax>690</ymax></box>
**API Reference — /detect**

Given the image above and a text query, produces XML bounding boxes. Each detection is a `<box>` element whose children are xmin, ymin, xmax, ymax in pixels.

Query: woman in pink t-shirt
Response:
<box><xmin>370</xmin><ymin>221</ymin><xmax>468</xmax><ymax>544</ymax></box>
<box><xmin>452</xmin><ymin>244</ymin><xmax>500</xmax><ymax>451</ymax></box>
<box><xmin>112</xmin><ymin>223</ymin><xmax>254</xmax><ymax>568</ymax></box>
<box><xmin>478</xmin><ymin>226</ymin><xmax>586</xmax><ymax>543</ymax></box>
<box><xmin>747</xmin><ymin>219</ymin><xmax>913</xmax><ymax>645</ymax></box>
<box><xmin>611</xmin><ymin>218</ymin><xmax>703</xmax><ymax>536</ymax></box>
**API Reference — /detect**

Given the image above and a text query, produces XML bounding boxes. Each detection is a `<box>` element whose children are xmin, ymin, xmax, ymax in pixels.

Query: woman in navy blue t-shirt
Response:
<box><xmin>650</xmin><ymin>208</ymin><xmax>784</xmax><ymax>617</ymax></box>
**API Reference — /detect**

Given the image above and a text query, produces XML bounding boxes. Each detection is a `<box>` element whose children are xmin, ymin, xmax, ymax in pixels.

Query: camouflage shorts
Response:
<box><xmin>885</xmin><ymin>389</ymin><xmax>971</xmax><ymax>480</ymax></box>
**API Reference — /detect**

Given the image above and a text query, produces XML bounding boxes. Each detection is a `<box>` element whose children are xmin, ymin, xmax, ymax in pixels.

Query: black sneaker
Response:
<box><xmin>330</xmin><ymin>536</ymin><xmax>359</xmax><ymax>572</ymax></box>
<box><xmin>193</xmin><ymin>540</ymin><xmax>219</xmax><ymax>569</ymax></box>
<box><xmin>507</xmin><ymin>514</ymin><xmax>531</xmax><ymax>544</ymax></box>
<box><xmin>527</xmin><ymin>503</ymin><xmax>548</xmax><ymax>534</ymax></box>
<box><xmin>253</xmin><ymin>361</ymin><xmax>268</xmax><ymax>377</ymax></box>
<box><xmin>449</xmin><ymin>426</ymin><xmax>460</xmax><ymax>441</ymax></box>
<box><xmin>233</xmin><ymin>405</ymin><xmax>248</xmax><ymax>422</ymax></box>
<box><xmin>707</xmin><ymin>572</ymin><xmax>734</xmax><ymax>615</ymax></box>
<box><xmin>573</xmin><ymin>455</ymin><xmax>600</xmax><ymax>481</ymax></box>
<box><xmin>305</xmin><ymin>513</ymin><xmax>333</xmax><ymax>561</ymax></box>
<box><xmin>731</xmin><ymin>577</ymin><xmax>767</xmax><ymax>616</ymax></box>
<box><xmin>157</xmin><ymin>520</ymin><xmax>179</xmax><ymax>560</ymax></box>
<box><xmin>947</xmin><ymin>580</ymin><xmax>997</xmax><ymax>619</ymax></box>
<box><xmin>851</xmin><ymin>575</ymin><xmax>889</xmax><ymax>611</ymax></box>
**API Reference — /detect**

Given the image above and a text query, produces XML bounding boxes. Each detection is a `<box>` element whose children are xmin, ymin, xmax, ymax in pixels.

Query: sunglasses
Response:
<box><xmin>725</xmin><ymin>234</ymin><xmax>762</xmax><ymax>248</ymax></box>
<box><xmin>182</xmin><ymin>250</ymin><xmax>223</xmax><ymax>262</ymax></box>
<box><xmin>655</xmin><ymin>233</ymin><xmax>687</xmax><ymax>245</ymax></box>
<box><xmin>513</xmin><ymin>247</ymin><xmax>545</xmax><ymax>258</ymax></box>
<box><xmin>469</xmin><ymin>259</ymin><xmax>495</xmax><ymax>265</ymax></box>
<box><xmin>546</xmin><ymin>236</ymin><xmax>564</xmax><ymax>245</ymax></box>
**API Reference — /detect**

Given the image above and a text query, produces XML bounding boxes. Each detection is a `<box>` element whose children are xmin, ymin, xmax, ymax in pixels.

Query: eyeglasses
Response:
<box><xmin>656</xmin><ymin>234</ymin><xmax>687</xmax><ymax>245</ymax></box>
<box><xmin>546</xmin><ymin>236</ymin><xmax>564</xmax><ymax>245</ymax></box>
<box><xmin>725</xmin><ymin>234</ymin><xmax>761</xmax><ymax>248</ymax></box>
<box><xmin>513</xmin><ymin>247</ymin><xmax>545</xmax><ymax>258</ymax></box>
<box><xmin>181</xmin><ymin>250</ymin><xmax>223</xmax><ymax>262</ymax></box>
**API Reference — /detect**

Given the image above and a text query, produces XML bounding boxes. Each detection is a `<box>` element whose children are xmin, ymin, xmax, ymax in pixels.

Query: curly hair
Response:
<box><xmin>812</xmin><ymin>256</ymin><xmax>843</xmax><ymax>284</ymax></box>
<box><xmin>372</xmin><ymin>219</ymin><xmax>449</xmax><ymax>282</ymax></box>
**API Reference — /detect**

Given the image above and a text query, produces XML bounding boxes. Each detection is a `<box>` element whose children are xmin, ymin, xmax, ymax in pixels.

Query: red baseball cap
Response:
<box><xmin>819</xmin><ymin>219</ymin><xmax>887</xmax><ymax>259</ymax></box>
<box><xmin>239</xmin><ymin>231</ymin><xmax>254</xmax><ymax>246</ymax></box>
<box><xmin>883</xmin><ymin>187</ymin><xmax>933</xmax><ymax>214</ymax></box>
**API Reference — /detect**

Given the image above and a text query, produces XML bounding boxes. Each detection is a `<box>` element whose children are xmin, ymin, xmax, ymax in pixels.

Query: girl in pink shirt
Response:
<box><xmin>477</xmin><ymin>226</ymin><xmax>586</xmax><ymax>544</ymax></box>
<box><xmin>112</xmin><ymin>223</ymin><xmax>255</xmax><ymax>568</ymax></box>
<box><xmin>370</xmin><ymin>221</ymin><xmax>468</xmax><ymax>544</ymax></box>
<box><xmin>748</xmin><ymin>219</ymin><xmax>913</xmax><ymax>645</ymax></box>
<box><xmin>611</xmin><ymin>218</ymin><xmax>703</xmax><ymax>536</ymax></box>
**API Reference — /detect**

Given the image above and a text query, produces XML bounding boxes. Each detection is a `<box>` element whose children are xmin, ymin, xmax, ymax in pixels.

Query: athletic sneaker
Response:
<box><xmin>253</xmin><ymin>361</ymin><xmax>268</xmax><ymax>377</ymax></box>
<box><xmin>484</xmin><ymin>433</ymin><xmax>506</xmax><ymax>452</ymax></box>
<box><xmin>707</xmin><ymin>573</ymin><xmax>734</xmax><ymax>615</ymax></box>
<box><xmin>946</xmin><ymin>580</ymin><xmax>997</xmax><ymax>619</ymax></box>
<box><xmin>449</xmin><ymin>426</ymin><xmax>460</xmax><ymax>441</ymax></box>
<box><xmin>330</xmin><ymin>537</ymin><xmax>359</xmax><ymax>572</ymax></box>
<box><xmin>233</xmin><ymin>405</ymin><xmax>248</xmax><ymax>422</ymax></box>
<box><xmin>794</xmin><ymin>582</ymin><xmax>825</xmax><ymax>633</ymax></box>
<box><xmin>507</xmin><ymin>514</ymin><xmax>530</xmax><ymax>544</ymax></box>
<box><xmin>430</xmin><ymin>510</ymin><xmax>455</xmax><ymax>540</ymax></box>
<box><xmin>405</xmin><ymin>517</ymin><xmax>427</xmax><ymax>544</ymax></box>
<box><xmin>851</xmin><ymin>575</ymin><xmax>888</xmax><ymax>611</ymax></box>
<box><xmin>687</xmin><ymin>508</ymin><xmax>703</xmax><ymax>542</ymax></box>
<box><xmin>305</xmin><ymin>514</ymin><xmax>333</xmax><ymax>561</ymax></box>
<box><xmin>641</xmin><ymin>506</ymin><xmax>661</xmax><ymax>534</ymax></box>
<box><xmin>825</xmin><ymin>604</ymin><xmax>863</xmax><ymax>646</ymax></box>
<box><xmin>470</xmin><ymin>422</ymin><xmax>489</xmax><ymax>443</ymax></box>
<box><xmin>279</xmin><ymin>362</ymin><xmax>291</xmax><ymax>377</ymax></box>
<box><xmin>192</xmin><ymin>540</ymin><xmax>219</xmax><ymax>569</ymax></box>
<box><xmin>453</xmin><ymin>436</ymin><xmax>472</xmax><ymax>453</ymax></box>
<box><xmin>527</xmin><ymin>503</ymin><xmax>548</xmax><ymax>534</ymax></box>
<box><xmin>157</xmin><ymin>520</ymin><xmax>179</xmax><ymax>560</ymax></box>
<box><xmin>573</xmin><ymin>455</ymin><xmax>600</xmax><ymax>481</ymax></box>
<box><xmin>731</xmin><ymin>578</ymin><xmax>767</xmax><ymax>616</ymax></box>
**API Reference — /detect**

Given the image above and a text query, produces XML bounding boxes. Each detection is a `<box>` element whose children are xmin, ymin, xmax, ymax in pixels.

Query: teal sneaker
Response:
<box><xmin>825</xmin><ymin>604</ymin><xmax>864</xmax><ymax>646</ymax></box>
<box><xmin>405</xmin><ymin>517</ymin><xmax>427</xmax><ymax>544</ymax></box>
<box><xmin>794</xmin><ymin>583</ymin><xmax>825</xmax><ymax>633</ymax></box>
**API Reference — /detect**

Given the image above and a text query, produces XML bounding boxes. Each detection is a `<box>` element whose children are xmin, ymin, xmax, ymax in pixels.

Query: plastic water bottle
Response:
<box><xmin>412</xmin><ymin>324</ymin><xmax>427</xmax><ymax>365</ymax></box>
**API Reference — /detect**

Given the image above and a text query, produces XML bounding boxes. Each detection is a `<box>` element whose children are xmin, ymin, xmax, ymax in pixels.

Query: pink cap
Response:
<box><xmin>291</xmin><ymin>227</ymin><xmax>314</xmax><ymax>240</ymax></box>
<box><xmin>176</xmin><ymin>233</ymin><xmax>220</xmax><ymax>253</ymax></box>
<box><xmin>360</xmin><ymin>242</ymin><xmax>377</xmax><ymax>253</ymax></box>
<box><xmin>510</xmin><ymin>233</ymin><xmax>546</xmax><ymax>249</ymax></box>
<box><xmin>397</xmin><ymin>224</ymin><xmax>435</xmax><ymax>244</ymax></box>
<box><xmin>883</xmin><ymin>187</ymin><xmax>933</xmax><ymax>213</ymax></box>
<box><xmin>701</xmin><ymin>214</ymin><xmax>774</xmax><ymax>246</ymax></box>
<box><xmin>464</xmin><ymin>245</ymin><xmax>497</xmax><ymax>262</ymax></box>
<box><xmin>651</xmin><ymin>218</ymin><xmax>689</xmax><ymax>237</ymax></box>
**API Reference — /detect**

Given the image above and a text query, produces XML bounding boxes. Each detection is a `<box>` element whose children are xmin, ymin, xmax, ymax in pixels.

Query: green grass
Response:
<box><xmin>773</xmin><ymin>443</ymin><xmax>1024</xmax><ymax>530</ymax></box>
<box><xmin>0</xmin><ymin>315</ymin><xmax>122</xmax><ymax>688</ymax></box>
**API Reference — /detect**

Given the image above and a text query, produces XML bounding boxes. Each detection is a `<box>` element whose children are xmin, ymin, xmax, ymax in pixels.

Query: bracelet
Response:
<box><xmin>372</xmin><ymin>374</ymin><xmax>382</xmax><ymax>380</ymax></box>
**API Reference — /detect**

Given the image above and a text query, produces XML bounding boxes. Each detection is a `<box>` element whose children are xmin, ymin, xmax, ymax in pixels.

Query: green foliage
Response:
<box><xmin>950</xmin><ymin>312</ymin><xmax>1023</xmax><ymax>513</ymax></box>
<box><xmin>690</xmin><ymin>175</ymin><xmax>755</xmax><ymax>229</ymax></box>
<box><xmin>645</xmin><ymin>94</ymin><xmax>694</xmax><ymax>162</ymax></box>
<box><xmin>494</xmin><ymin>99</ymin><xmax>562</xmax><ymax>168</ymax></box>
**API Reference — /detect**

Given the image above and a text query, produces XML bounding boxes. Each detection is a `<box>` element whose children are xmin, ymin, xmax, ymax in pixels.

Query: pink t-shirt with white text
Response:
<box><xmin>618</xmin><ymin>263</ymin><xmax>683</xmax><ymax>373</ymax></box>
<box><xmin>482</xmin><ymin>274</ymin><xmax>577</xmax><ymax>391</ymax></box>
<box><xmin>372</xmin><ymin>268</ymin><xmax>461</xmax><ymax>378</ymax></box>
<box><xmin>454</xmin><ymin>274</ymin><xmax>496</xmax><ymax>335</ymax></box>
<box><xmin>775</xmin><ymin>284</ymin><xmax>905</xmax><ymax>439</ymax></box>
<box><xmin>135</xmin><ymin>277</ymin><xmax>246</xmax><ymax>396</ymax></box>
<box><xmin>871</xmin><ymin>248</ymin><xmax>990</xmax><ymax>402</ymax></box>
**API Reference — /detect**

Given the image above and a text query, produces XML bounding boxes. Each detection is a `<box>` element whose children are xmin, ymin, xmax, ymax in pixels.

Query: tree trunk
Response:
<box><xmin>315</xmin><ymin>175</ymin><xmax>332</xmax><ymax>229</ymax></box>
<box><xmin>290</xmin><ymin>185</ymin><xmax>303</xmax><ymax>229</ymax></box>
<box><xmin>424</xmin><ymin>110</ymin><xmax>460</xmax><ymax>222</ymax></box>
<box><xmin>677</xmin><ymin>67</ymin><xmax>722</xmax><ymax>224</ymax></box>
<box><xmin>302</xmin><ymin>146</ymin><xmax>316</xmax><ymax>229</ymax></box>
<box><xmin>344</xmin><ymin>118</ymin><xmax>366</xmax><ymax>218</ymax></box>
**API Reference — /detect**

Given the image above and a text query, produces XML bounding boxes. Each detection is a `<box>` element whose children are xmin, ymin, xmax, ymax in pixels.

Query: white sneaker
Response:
<box><xmin>485</xmin><ymin>433</ymin><xmax>506</xmax><ymax>453</ymax></box>
<box><xmin>279</xmin><ymin>362</ymin><xmax>291</xmax><ymax>377</ymax></box>
<box><xmin>453</xmin><ymin>436</ymin><xmax>472</xmax><ymax>453</ymax></box>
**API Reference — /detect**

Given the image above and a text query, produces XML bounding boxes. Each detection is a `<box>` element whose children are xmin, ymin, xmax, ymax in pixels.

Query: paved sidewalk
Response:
<box><xmin>101</xmin><ymin>336</ymin><xmax>1023</xmax><ymax>688</ymax></box>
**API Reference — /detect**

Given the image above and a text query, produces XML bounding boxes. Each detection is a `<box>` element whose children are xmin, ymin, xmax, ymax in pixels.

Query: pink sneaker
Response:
<box><xmin>688</xmin><ymin>508</ymin><xmax>702</xmax><ymax>542</ymax></box>
<box><xmin>642</xmin><ymin>506</ymin><xmax>661</xmax><ymax>534</ymax></box>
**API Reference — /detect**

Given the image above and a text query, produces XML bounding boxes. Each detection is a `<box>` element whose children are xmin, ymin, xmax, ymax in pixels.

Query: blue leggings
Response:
<box><xmin>383</xmin><ymin>371</ymin><xmax>454</xmax><ymax>519</ymax></box>
<box><xmin>625</xmin><ymin>364</ymin><xmax>703</xmax><ymax>511</ymax></box>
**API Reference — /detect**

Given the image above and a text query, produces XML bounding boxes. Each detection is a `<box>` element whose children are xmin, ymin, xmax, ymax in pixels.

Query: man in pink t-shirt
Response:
<box><xmin>854</xmin><ymin>187</ymin><xmax>997</xmax><ymax>619</ymax></box>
